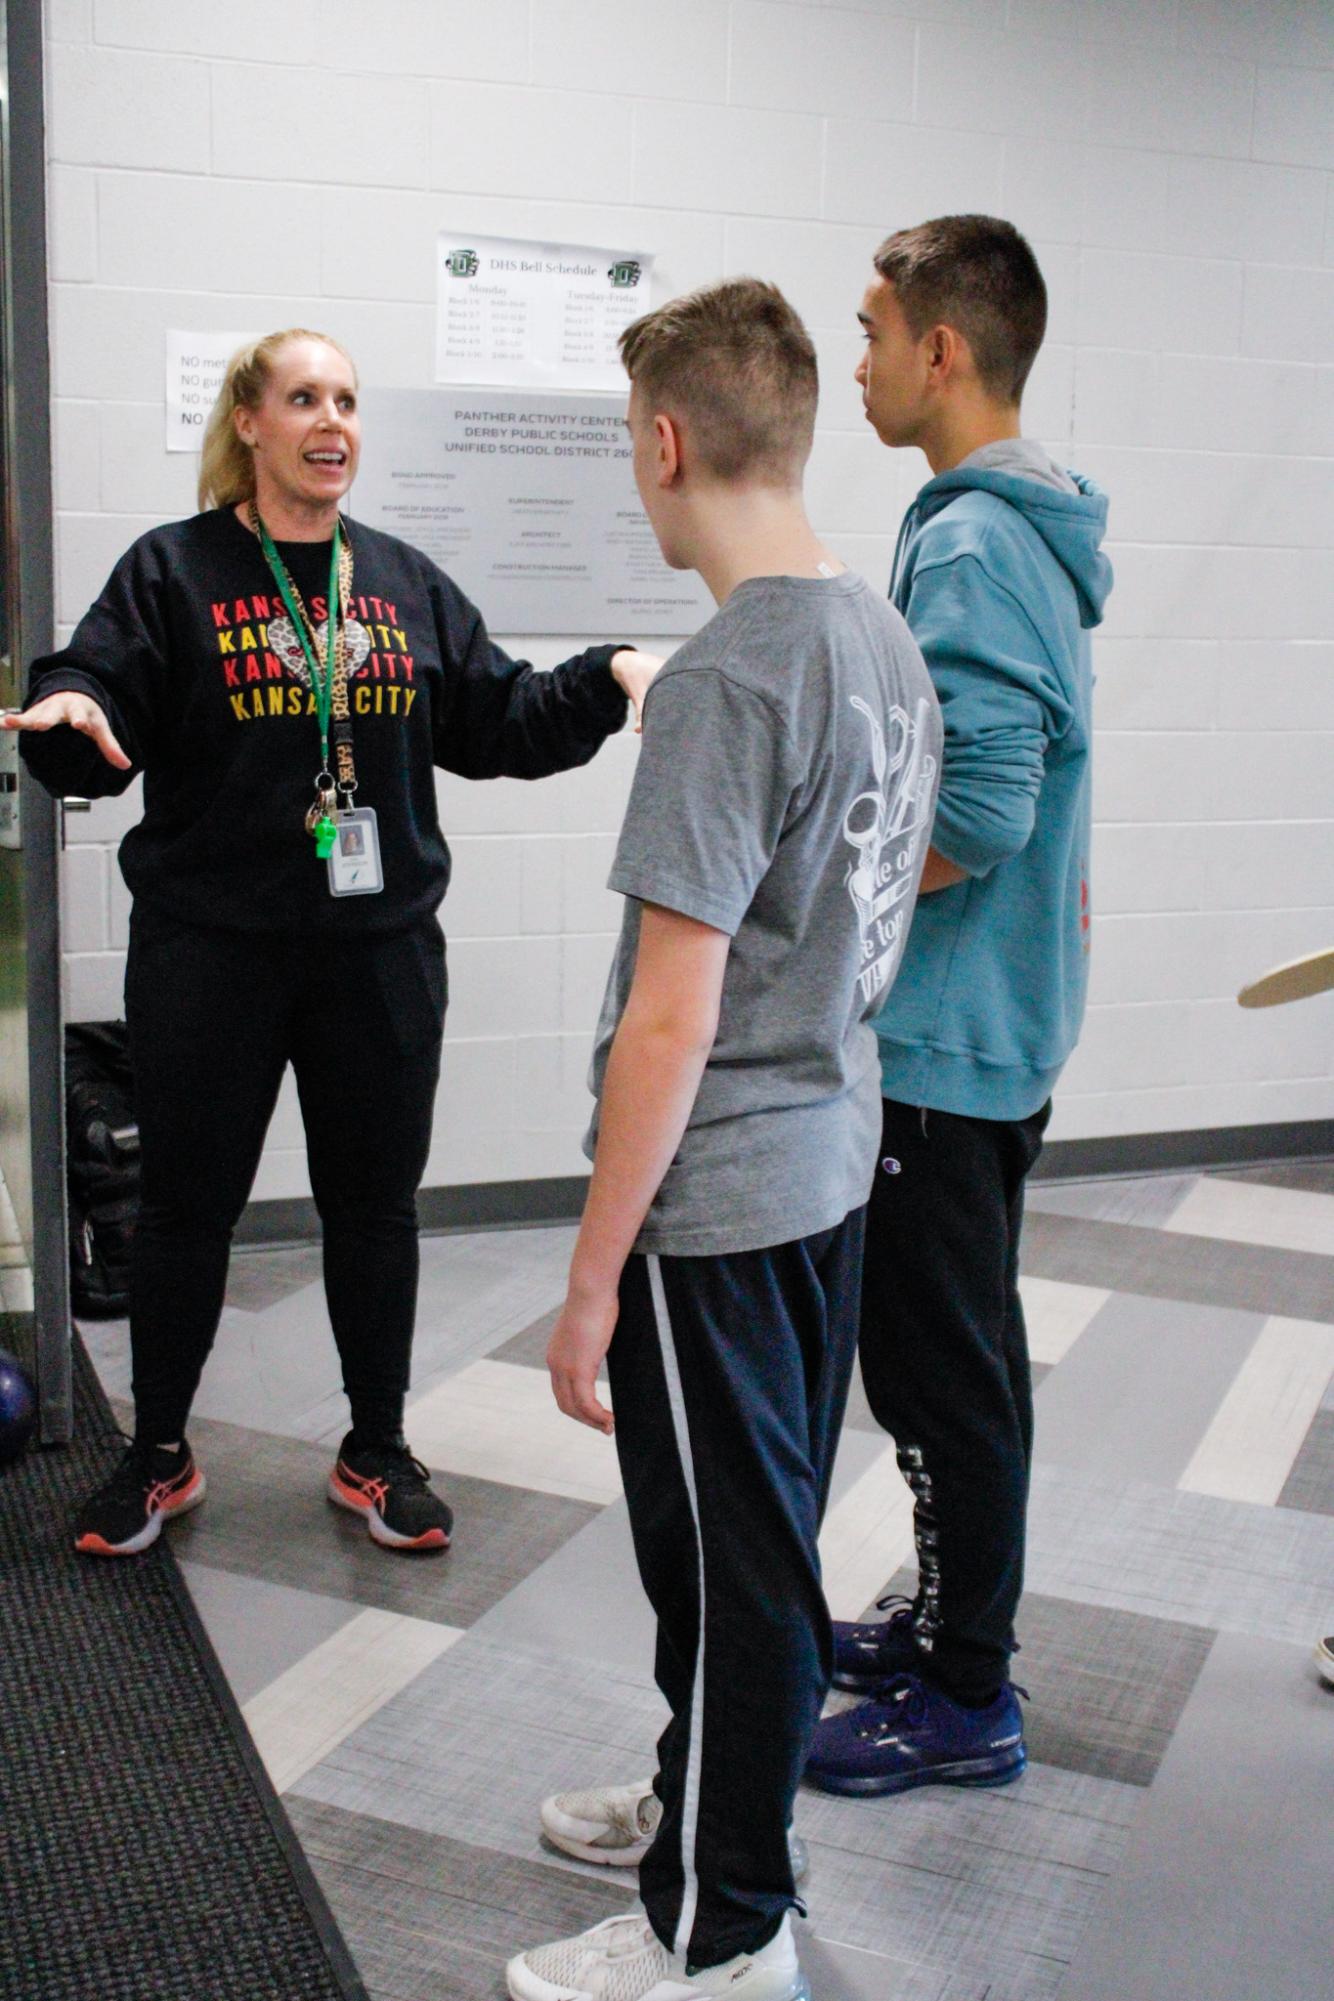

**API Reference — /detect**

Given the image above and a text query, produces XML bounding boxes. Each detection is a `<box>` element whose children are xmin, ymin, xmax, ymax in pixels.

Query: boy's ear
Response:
<box><xmin>654</xmin><ymin>412</ymin><xmax>684</xmax><ymax>486</ymax></box>
<box><xmin>925</xmin><ymin>322</ymin><xmax>969</xmax><ymax>390</ymax></box>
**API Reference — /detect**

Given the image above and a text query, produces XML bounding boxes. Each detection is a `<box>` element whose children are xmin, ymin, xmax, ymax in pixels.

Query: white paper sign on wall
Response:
<box><xmin>352</xmin><ymin>386</ymin><xmax>711</xmax><ymax>637</ymax></box>
<box><xmin>165</xmin><ymin>330</ymin><xmax>259</xmax><ymax>453</ymax></box>
<box><xmin>435</xmin><ymin>234</ymin><xmax>652</xmax><ymax>392</ymax></box>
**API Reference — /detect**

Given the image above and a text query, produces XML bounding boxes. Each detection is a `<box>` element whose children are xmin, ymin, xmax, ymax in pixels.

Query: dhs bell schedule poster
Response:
<box><xmin>435</xmin><ymin>233</ymin><xmax>653</xmax><ymax>393</ymax></box>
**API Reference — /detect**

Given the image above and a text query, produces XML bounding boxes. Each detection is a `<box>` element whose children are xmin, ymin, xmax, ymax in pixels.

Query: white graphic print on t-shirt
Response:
<box><xmin>844</xmin><ymin>694</ymin><xmax>938</xmax><ymax>1007</ymax></box>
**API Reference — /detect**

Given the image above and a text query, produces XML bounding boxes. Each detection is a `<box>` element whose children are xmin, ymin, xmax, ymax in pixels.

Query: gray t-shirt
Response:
<box><xmin>586</xmin><ymin>570</ymin><xmax>941</xmax><ymax>1257</ymax></box>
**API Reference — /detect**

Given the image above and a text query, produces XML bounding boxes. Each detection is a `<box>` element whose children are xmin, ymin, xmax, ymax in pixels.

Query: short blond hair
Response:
<box><xmin>619</xmin><ymin>278</ymin><xmax>817</xmax><ymax>486</ymax></box>
<box><xmin>197</xmin><ymin>328</ymin><xmax>357</xmax><ymax>511</ymax></box>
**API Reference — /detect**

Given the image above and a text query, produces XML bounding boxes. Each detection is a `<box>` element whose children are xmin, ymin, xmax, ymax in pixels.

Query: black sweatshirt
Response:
<box><xmin>22</xmin><ymin>508</ymin><xmax>627</xmax><ymax>933</ymax></box>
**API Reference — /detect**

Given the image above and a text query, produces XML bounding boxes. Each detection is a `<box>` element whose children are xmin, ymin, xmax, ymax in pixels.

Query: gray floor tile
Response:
<box><xmin>1020</xmin><ymin>1210</ymin><xmax>1334</xmax><ymax>1324</ymax></box>
<box><xmin>225</xmin><ymin>1244</ymin><xmax>325</xmax><ymax>1313</ymax></box>
<box><xmin>1032</xmin><ymin>1293</ymin><xmax>1263</xmax><ymax>1489</ymax></box>
<box><xmin>1014</xmin><ymin>1596</ymin><xmax>1215</xmax><ymax>1787</ymax></box>
<box><xmin>183</xmin><ymin>1301</ymin><xmax>347</xmax><ymax>1439</ymax></box>
<box><xmin>1056</xmin><ymin>1631</ymin><xmax>1334</xmax><ymax>2001</ymax></box>
<box><xmin>842</xmin><ymin>1356</ymin><xmax>883</xmax><ymax>1434</ymax></box>
<box><xmin>1277</xmin><ymin>1407</ymin><xmax>1334</xmax><ymax>1516</ymax></box>
<box><xmin>287</xmin><ymin>1796</ymin><xmax>625</xmax><ymax>2001</ymax></box>
<box><xmin>798</xmin><ymin>1935</ymin><xmax>965</xmax><ymax>2001</ymax></box>
<box><xmin>1229</xmin><ymin>1160</ymin><xmax>1334</xmax><ymax>1198</ymax></box>
<box><xmin>135</xmin><ymin>1407</ymin><xmax>601</xmax><ymax>1630</ymax></box>
<box><xmin>76</xmin><ymin>1314</ymin><xmax>132</xmax><ymax>1398</ymax></box>
<box><xmin>291</xmin><ymin>1633</ymin><xmax>668</xmax><ymax>1858</ymax></box>
<box><xmin>489</xmin><ymin>1307</ymin><xmax>559</xmax><ymax>1370</ymax></box>
<box><xmin>793</xmin><ymin>1762</ymin><xmax>1137</xmax><ymax>1993</ymax></box>
<box><xmin>470</xmin><ymin>1496</ymin><xmax>656</xmax><ymax>1676</ymax></box>
<box><xmin>410</xmin><ymin>1228</ymin><xmax>574</xmax><ymax>1371</ymax></box>
<box><xmin>178</xmin><ymin>1560</ymin><xmax>360</xmax><ymax>1706</ymax></box>
<box><xmin>1026</xmin><ymin>1173</ymin><xmax>1197</xmax><ymax>1229</ymax></box>
<box><xmin>1025</xmin><ymin>1461</ymin><xmax>1334</xmax><ymax>1645</ymax></box>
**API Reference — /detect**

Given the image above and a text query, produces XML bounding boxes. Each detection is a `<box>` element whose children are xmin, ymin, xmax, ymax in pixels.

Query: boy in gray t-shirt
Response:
<box><xmin>506</xmin><ymin>280</ymin><xmax>939</xmax><ymax>2001</ymax></box>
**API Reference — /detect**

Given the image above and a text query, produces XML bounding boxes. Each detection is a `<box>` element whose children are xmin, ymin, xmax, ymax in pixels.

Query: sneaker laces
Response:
<box><xmin>601</xmin><ymin>1916</ymin><xmax>660</xmax><ymax>1960</ymax></box>
<box><xmin>859</xmin><ymin>1672</ymin><xmax>1031</xmax><ymax>1733</ymax></box>
<box><xmin>375</xmin><ymin>1442</ymin><xmax>434</xmax><ymax>1497</ymax></box>
<box><xmin>526</xmin><ymin>1914</ymin><xmax>672</xmax><ymax>1999</ymax></box>
<box><xmin>846</xmin><ymin>1591</ymin><xmax>915</xmax><ymax>1641</ymax></box>
<box><xmin>857</xmin><ymin>1672</ymin><xmax>929</xmax><ymax>1735</ymax></box>
<box><xmin>99</xmin><ymin>1433</ymin><xmax>178</xmax><ymax>1494</ymax></box>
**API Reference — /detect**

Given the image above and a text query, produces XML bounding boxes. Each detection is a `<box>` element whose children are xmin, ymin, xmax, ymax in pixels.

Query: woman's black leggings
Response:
<box><xmin>123</xmin><ymin>903</ymin><xmax>446</xmax><ymax>1447</ymax></box>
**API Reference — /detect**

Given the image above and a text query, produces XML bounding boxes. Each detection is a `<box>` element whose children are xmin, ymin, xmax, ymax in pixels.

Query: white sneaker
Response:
<box><xmin>541</xmin><ymin>1780</ymin><xmax>663</xmax><ymax>1866</ymax></box>
<box><xmin>539</xmin><ymin>1781</ymin><xmax>809</xmax><ymax>1882</ymax></box>
<box><xmin>505</xmin><ymin>1909</ymin><xmax>810</xmax><ymax>2001</ymax></box>
<box><xmin>1317</xmin><ymin>1635</ymin><xmax>1334</xmax><ymax>1687</ymax></box>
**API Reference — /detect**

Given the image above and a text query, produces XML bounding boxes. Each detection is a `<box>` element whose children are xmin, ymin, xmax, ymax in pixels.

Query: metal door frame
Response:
<box><xmin>2</xmin><ymin>0</ymin><xmax>70</xmax><ymax>1442</ymax></box>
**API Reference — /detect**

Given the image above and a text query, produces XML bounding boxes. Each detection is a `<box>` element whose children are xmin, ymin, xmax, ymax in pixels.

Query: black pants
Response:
<box><xmin>608</xmin><ymin>1210</ymin><xmax>864</xmax><ymax>1971</ymax></box>
<box><xmin>858</xmin><ymin>1096</ymin><xmax>1050</xmax><ymax>1705</ymax></box>
<box><xmin>124</xmin><ymin>905</ymin><xmax>446</xmax><ymax>1447</ymax></box>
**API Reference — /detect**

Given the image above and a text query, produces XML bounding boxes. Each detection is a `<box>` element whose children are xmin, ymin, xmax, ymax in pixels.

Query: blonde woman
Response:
<box><xmin>10</xmin><ymin>328</ymin><xmax>656</xmax><ymax>1558</ymax></box>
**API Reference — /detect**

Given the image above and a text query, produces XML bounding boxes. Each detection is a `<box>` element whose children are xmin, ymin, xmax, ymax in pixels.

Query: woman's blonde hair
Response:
<box><xmin>197</xmin><ymin>328</ymin><xmax>357</xmax><ymax>511</ymax></box>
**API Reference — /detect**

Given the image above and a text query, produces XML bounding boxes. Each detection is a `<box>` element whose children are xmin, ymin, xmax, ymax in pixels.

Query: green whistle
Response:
<box><xmin>314</xmin><ymin>817</ymin><xmax>338</xmax><ymax>860</ymax></box>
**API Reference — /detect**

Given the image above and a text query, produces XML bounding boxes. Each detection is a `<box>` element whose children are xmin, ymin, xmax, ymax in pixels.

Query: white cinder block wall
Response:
<box><xmin>45</xmin><ymin>0</ymin><xmax>1334</xmax><ymax>1196</ymax></box>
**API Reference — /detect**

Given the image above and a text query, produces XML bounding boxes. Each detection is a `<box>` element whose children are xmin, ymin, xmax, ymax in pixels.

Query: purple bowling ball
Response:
<box><xmin>0</xmin><ymin>1348</ymin><xmax>37</xmax><ymax>1466</ymax></box>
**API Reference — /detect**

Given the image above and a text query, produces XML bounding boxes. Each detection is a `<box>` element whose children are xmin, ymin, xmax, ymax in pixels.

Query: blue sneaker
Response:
<box><xmin>831</xmin><ymin>1592</ymin><xmax>920</xmax><ymax>1692</ymax></box>
<box><xmin>805</xmin><ymin>1673</ymin><xmax>1026</xmax><ymax>1796</ymax></box>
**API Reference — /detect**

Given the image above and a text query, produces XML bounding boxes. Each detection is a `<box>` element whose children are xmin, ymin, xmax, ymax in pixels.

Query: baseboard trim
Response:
<box><xmin>233</xmin><ymin>1118</ymin><xmax>1334</xmax><ymax>1247</ymax></box>
<box><xmin>1032</xmin><ymin>1117</ymin><xmax>1334</xmax><ymax>1183</ymax></box>
<box><xmin>233</xmin><ymin>1174</ymin><xmax>591</xmax><ymax>1246</ymax></box>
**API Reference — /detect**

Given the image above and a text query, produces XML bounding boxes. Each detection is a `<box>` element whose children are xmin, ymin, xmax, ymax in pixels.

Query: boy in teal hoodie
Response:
<box><xmin>806</xmin><ymin>215</ymin><xmax>1113</xmax><ymax>1796</ymax></box>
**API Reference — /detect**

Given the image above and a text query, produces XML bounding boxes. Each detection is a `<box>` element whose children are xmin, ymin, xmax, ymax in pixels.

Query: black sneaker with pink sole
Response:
<box><xmin>73</xmin><ymin>1439</ymin><xmax>206</xmax><ymax>1557</ymax></box>
<box><xmin>327</xmin><ymin>1432</ymin><xmax>453</xmax><ymax>1551</ymax></box>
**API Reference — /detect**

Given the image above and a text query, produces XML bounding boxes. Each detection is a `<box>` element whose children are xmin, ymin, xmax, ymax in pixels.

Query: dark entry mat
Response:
<box><xmin>0</xmin><ymin>1339</ymin><xmax>369</xmax><ymax>2001</ymax></box>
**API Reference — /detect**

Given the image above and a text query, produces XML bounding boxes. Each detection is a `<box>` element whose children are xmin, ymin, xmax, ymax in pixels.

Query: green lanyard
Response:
<box><xmin>253</xmin><ymin>512</ymin><xmax>342</xmax><ymax>775</ymax></box>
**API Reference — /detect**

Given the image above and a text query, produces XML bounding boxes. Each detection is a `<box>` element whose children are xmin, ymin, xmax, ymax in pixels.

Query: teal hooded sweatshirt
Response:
<box><xmin>874</xmin><ymin>448</ymin><xmax>1112</xmax><ymax>1121</ymax></box>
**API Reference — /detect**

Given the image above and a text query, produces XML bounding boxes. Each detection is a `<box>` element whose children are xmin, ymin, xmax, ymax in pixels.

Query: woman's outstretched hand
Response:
<box><xmin>609</xmin><ymin>649</ymin><xmax>664</xmax><ymax>734</ymax></box>
<box><xmin>2</xmin><ymin>693</ymin><xmax>131</xmax><ymax>770</ymax></box>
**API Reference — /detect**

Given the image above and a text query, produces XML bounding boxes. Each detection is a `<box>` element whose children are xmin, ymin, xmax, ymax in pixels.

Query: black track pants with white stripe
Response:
<box><xmin>607</xmin><ymin>1209</ymin><xmax>865</xmax><ymax>1971</ymax></box>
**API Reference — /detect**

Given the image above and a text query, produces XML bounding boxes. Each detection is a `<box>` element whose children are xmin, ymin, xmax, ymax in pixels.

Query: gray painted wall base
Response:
<box><xmin>1033</xmin><ymin>1116</ymin><xmax>1334</xmax><ymax>1182</ymax></box>
<box><xmin>233</xmin><ymin>1118</ymin><xmax>1334</xmax><ymax>1246</ymax></box>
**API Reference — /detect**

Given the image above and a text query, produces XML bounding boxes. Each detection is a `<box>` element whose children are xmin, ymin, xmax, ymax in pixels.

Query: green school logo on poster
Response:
<box><xmin>607</xmin><ymin>261</ymin><xmax>641</xmax><ymax>289</ymax></box>
<box><xmin>445</xmin><ymin>249</ymin><xmax>479</xmax><ymax>278</ymax></box>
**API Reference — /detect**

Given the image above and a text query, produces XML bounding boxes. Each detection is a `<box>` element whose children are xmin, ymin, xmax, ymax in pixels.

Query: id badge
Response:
<box><xmin>327</xmin><ymin>807</ymin><xmax>384</xmax><ymax>897</ymax></box>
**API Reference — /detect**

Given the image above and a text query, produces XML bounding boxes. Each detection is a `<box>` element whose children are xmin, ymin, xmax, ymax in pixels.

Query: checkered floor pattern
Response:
<box><xmin>82</xmin><ymin>1161</ymin><xmax>1334</xmax><ymax>2000</ymax></box>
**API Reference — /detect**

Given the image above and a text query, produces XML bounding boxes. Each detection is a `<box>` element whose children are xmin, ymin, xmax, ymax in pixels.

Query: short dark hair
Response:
<box><xmin>873</xmin><ymin>215</ymin><xmax>1047</xmax><ymax>404</ymax></box>
<box><xmin>619</xmin><ymin>277</ymin><xmax>818</xmax><ymax>485</ymax></box>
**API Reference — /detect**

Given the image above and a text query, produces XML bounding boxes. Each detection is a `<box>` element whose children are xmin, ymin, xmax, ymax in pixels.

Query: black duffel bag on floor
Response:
<box><xmin>65</xmin><ymin>1021</ymin><xmax>139</xmax><ymax>1319</ymax></box>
